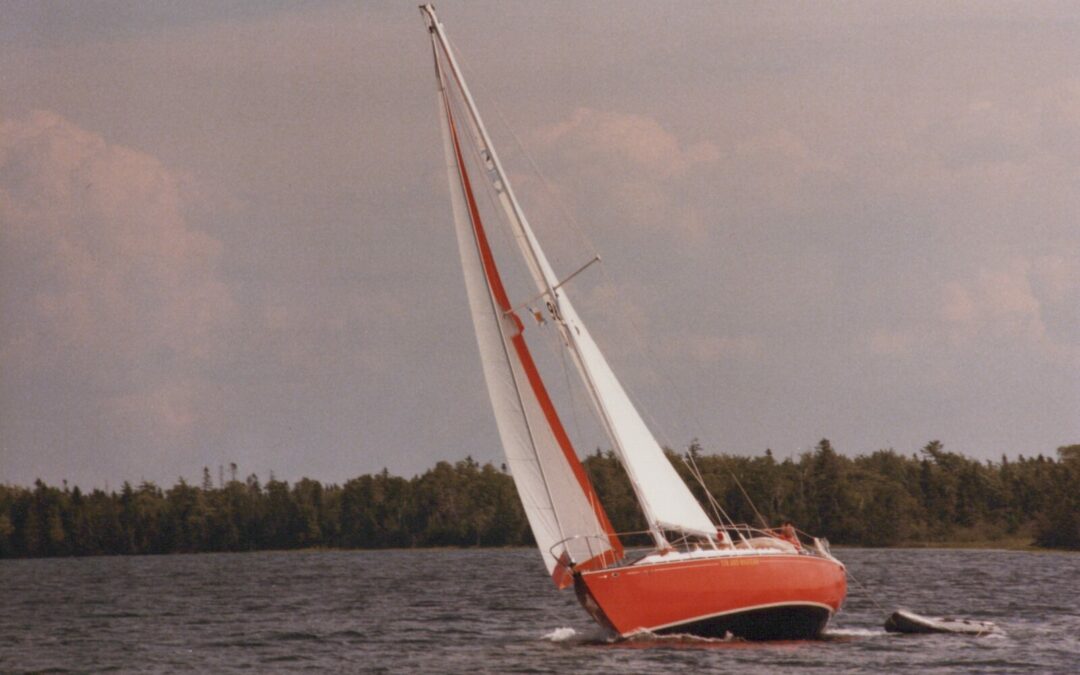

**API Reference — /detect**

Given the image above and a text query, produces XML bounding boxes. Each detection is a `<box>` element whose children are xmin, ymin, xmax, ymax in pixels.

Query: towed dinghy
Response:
<box><xmin>885</xmin><ymin>609</ymin><xmax>999</xmax><ymax>635</ymax></box>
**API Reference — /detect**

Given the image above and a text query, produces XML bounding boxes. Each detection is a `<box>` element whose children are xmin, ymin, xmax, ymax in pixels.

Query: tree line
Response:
<box><xmin>1</xmin><ymin>440</ymin><xmax>1077</xmax><ymax>558</ymax></box>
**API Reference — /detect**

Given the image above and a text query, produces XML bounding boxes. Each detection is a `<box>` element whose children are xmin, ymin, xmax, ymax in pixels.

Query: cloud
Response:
<box><xmin>1038</xmin><ymin>78</ymin><xmax>1080</xmax><ymax>165</ymax></box>
<box><xmin>941</xmin><ymin>259</ymin><xmax>1043</xmax><ymax>343</ymax></box>
<box><xmin>921</xmin><ymin>99</ymin><xmax>1038</xmax><ymax>169</ymax></box>
<box><xmin>540</xmin><ymin>107</ymin><xmax>719</xmax><ymax>179</ymax></box>
<box><xmin>531</xmin><ymin>108</ymin><xmax>718</xmax><ymax>239</ymax></box>
<box><xmin>663</xmin><ymin>333</ymin><xmax>764</xmax><ymax>364</ymax></box>
<box><xmin>939</xmin><ymin>256</ymin><xmax>1079</xmax><ymax>366</ymax></box>
<box><xmin>0</xmin><ymin>110</ymin><xmax>233</xmax><ymax>439</ymax></box>
<box><xmin>534</xmin><ymin>107</ymin><xmax>848</xmax><ymax>242</ymax></box>
<box><xmin>253</xmin><ymin>287</ymin><xmax>408</xmax><ymax>374</ymax></box>
<box><xmin>867</xmin><ymin>328</ymin><xmax>923</xmax><ymax>357</ymax></box>
<box><xmin>860</xmin><ymin>79</ymin><xmax>1080</xmax><ymax>210</ymax></box>
<box><xmin>1031</xmin><ymin>253</ymin><xmax>1080</xmax><ymax>304</ymax></box>
<box><xmin>572</xmin><ymin>281</ymin><xmax>652</xmax><ymax>360</ymax></box>
<box><xmin>102</xmin><ymin>380</ymin><xmax>214</xmax><ymax>443</ymax></box>
<box><xmin>861</xmin><ymin>252</ymin><xmax>1080</xmax><ymax>372</ymax></box>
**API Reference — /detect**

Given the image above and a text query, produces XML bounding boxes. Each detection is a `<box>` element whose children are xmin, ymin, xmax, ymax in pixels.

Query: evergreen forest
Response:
<box><xmin>2</xmin><ymin>440</ymin><xmax>1077</xmax><ymax>558</ymax></box>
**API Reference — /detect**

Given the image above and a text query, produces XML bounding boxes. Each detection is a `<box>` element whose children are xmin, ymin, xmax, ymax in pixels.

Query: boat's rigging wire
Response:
<box><xmin>442</xmin><ymin>35</ymin><xmax>669</xmax><ymax>548</ymax></box>
<box><xmin>435</xmin><ymin>42</ymin><xmax>574</xmax><ymax>553</ymax></box>
<box><xmin>455</xmin><ymin>88</ymin><xmax>586</xmax><ymax>461</ymax></box>
<box><xmin>446</xmin><ymin>36</ymin><xmax>619</xmax><ymax>474</ymax></box>
<box><xmin>844</xmin><ymin>567</ymin><xmax>889</xmax><ymax>616</ymax></box>
<box><xmin>505</xmin><ymin>255</ymin><xmax>601</xmax><ymax>317</ymax></box>
<box><xmin>730</xmin><ymin>471</ymin><xmax>770</xmax><ymax>531</ymax></box>
<box><xmin>681</xmin><ymin>454</ymin><xmax>737</xmax><ymax>531</ymax></box>
<box><xmin>446</xmin><ymin>30</ymin><xmax>746</xmax><ymax>540</ymax></box>
<box><xmin>556</xmin><ymin>318</ymin><xmax>589</xmax><ymax>472</ymax></box>
<box><xmin>445</xmin><ymin>33</ymin><xmax>696</xmax><ymax>457</ymax></box>
<box><xmin>486</xmin><ymin>87</ymin><xmax>726</xmax><ymax>496</ymax></box>
<box><xmin>460</xmin><ymin>83</ymin><xmax>582</xmax><ymax>450</ymax></box>
<box><xmin>445</xmin><ymin>35</ymin><xmax>601</xmax><ymax>265</ymax></box>
<box><xmin>450</xmin><ymin>51</ymin><xmax>613</xmax><ymax>550</ymax></box>
<box><xmin>446</xmin><ymin>64</ymin><xmax>520</xmax><ymax>290</ymax></box>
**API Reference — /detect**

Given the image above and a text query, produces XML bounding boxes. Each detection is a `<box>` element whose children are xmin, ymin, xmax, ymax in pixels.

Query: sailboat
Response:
<box><xmin>421</xmin><ymin>5</ymin><xmax>846</xmax><ymax>640</ymax></box>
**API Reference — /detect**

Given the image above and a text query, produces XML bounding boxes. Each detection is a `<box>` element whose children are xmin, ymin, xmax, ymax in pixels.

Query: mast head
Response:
<box><xmin>419</xmin><ymin>4</ymin><xmax>438</xmax><ymax>31</ymax></box>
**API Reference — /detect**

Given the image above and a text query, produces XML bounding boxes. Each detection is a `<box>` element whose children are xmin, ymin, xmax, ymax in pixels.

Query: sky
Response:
<box><xmin>1</xmin><ymin>0</ymin><xmax>1078</xmax><ymax>489</ymax></box>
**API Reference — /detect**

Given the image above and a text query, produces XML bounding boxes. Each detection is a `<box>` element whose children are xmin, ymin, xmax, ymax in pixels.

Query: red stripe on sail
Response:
<box><xmin>440</xmin><ymin>77</ymin><xmax>623</xmax><ymax>568</ymax></box>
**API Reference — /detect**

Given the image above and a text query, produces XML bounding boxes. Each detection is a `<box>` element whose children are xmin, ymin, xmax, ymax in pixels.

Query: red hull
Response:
<box><xmin>575</xmin><ymin>553</ymin><xmax>846</xmax><ymax>640</ymax></box>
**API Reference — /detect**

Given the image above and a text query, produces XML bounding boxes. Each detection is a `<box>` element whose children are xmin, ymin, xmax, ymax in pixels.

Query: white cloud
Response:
<box><xmin>939</xmin><ymin>256</ymin><xmax>1080</xmax><ymax>366</ymax></box>
<box><xmin>532</xmin><ymin>107</ymin><xmax>718</xmax><ymax>238</ymax></box>
<box><xmin>664</xmin><ymin>333</ymin><xmax>764</xmax><ymax>364</ymax></box>
<box><xmin>253</xmin><ymin>287</ymin><xmax>408</xmax><ymax>374</ymax></box>
<box><xmin>0</xmin><ymin>110</ymin><xmax>234</xmax><ymax>437</ymax></box>
<box><xmin>1031</xmin><ymin>253</ymin><xmax>1080</xmax><ymax>304</ymax></box>
<box><xmin>540</xmin><ymin>107</ymin><xmax>719</xmax><ymax>180</ymax></box>
<box><xmin>867</xmin><ymin>328</ymin><xmax>923</xmax><ymax>357</ymax></box>
<box><xmin>573</xmin><ymin>281</ymin><xmax>652</xmax><ymax>360</ymax></box>
<box><xmin>1038</xmin><ymin>78</ymin><xmax>1080</xmax><ymax>164</ymax></box>
<box><xmin>942</xmin><ymin>259</ymin><xmax>1043</xmax><ymax>342</ymax></box>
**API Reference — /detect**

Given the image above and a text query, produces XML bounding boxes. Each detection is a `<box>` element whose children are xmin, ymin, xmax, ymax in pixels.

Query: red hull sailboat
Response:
<box><xmin>577</xmin><ymin>550</ymin><xmax>846</xmax><ymax>639</ymax></box>
<box><xmin>421</xmin><ymin>5</ymin><xmax>846</xmax><ymax>640</ymax></box>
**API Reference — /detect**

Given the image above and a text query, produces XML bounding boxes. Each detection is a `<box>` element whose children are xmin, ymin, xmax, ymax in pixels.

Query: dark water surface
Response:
<box><xmin>2</xmin><ymin>548</ymin><xmax>1077</xmax><ymax>673</ymax></box>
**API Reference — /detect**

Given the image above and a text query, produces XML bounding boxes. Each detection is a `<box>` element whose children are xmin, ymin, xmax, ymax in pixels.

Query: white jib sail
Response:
<box><xmin>432</xmin><ymin>28</ymin><xmax>619</xmax><ymax>583</ymax></box>
<box><xmin>423</xmin><ymin>7</ymin><xmax>716</xmax><ymax>542</ymax></box>
<box><xmin>554</xmin><ymin>298</ymin><xmax>718</xmax><ymax>539</ymax></box>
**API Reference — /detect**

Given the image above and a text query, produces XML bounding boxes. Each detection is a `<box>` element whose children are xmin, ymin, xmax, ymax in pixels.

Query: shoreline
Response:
<box><xmin>836</xmin><ymin>539</ymin><xmax>1046</xmax><ymax>552</ymax></box>
<box><xmin>8</xmin><ymin>540</ymin><xmax>1078</xmax><ymax>562</ymax></box>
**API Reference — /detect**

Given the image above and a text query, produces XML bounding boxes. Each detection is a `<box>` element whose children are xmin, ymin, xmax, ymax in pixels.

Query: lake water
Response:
<box><xmin>2</xmin><ymin>547</ymin><xmax>1077</xmax><ymax>673</ymax></box>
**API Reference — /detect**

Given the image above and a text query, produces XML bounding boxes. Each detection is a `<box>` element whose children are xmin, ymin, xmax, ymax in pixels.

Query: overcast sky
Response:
<box><xmin>2</xmin><ymin>1</ymin><xmax>1078</xmax><ymax>489</ymax></box>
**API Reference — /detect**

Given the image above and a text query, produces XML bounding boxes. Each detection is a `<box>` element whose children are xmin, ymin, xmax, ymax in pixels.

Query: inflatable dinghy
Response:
<box><xmin>884</xmin><ymin>609</ymin><xmax>999</xmax><ymax>635</ymax></box>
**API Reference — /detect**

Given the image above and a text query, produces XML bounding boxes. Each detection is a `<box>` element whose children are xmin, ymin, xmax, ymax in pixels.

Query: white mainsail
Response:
<box><xmin>431</xmin><ymin>18</ymin><xmax>621</xmax><ymax>587</ymax></box>
<box><xmin>423</xmin><ymin>6</ymin><xmax>717</xmax><ymax>546</ymax></box>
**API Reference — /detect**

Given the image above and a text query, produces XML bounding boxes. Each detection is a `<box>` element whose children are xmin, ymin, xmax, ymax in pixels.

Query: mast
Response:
<box><xmin>421</xmin><ymin>4</ymin><xmax>717</xmax><ymax>546</ymax></box>
<box><xmin>424</xmin><ymin>4</ymin><xmax>623</xmax><ymax>583</ymax></box>
<box><xmin>422</xmin><ymin>6</ymin><xmax>560</xmax><ymax>298</ymax></box>
<box><xmin>431</xmin><ymin>41</ymin><xmax>567</xmax><ymax>554</ymax></box>
<box><xmin>421</xmin><ymin>4</ymin><xmax>664</xmax><ymax>545</ymax></box>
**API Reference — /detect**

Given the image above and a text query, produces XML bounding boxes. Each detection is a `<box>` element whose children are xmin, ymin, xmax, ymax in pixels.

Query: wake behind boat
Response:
<box><xmin>421</xmin><ymin>5</ymin><xmax>846</xmax><ymax>640</ymax></box>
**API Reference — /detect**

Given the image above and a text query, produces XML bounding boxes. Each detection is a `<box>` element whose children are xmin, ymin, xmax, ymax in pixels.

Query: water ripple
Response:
<box><xmin>1</xmin><ymin>548</ymin><xmax>1077</xmax><ymax>672</ymax></box>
